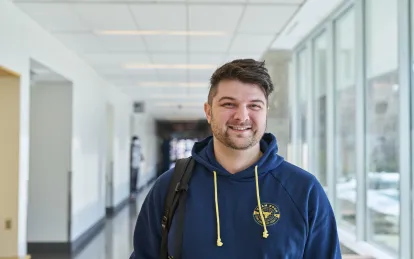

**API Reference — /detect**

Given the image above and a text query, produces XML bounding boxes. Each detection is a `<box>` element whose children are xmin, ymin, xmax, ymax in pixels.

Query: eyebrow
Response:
<box><xmin>218</xmin><ymin>96</ymin><xmax>265</xmax><ymax>105</ymax></box>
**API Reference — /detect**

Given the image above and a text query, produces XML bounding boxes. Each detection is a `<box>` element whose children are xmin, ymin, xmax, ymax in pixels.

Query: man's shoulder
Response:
<box><xmin>154</xmin><ymin>167</ymin><xmax>175</xmax><ymax>188</ymax></box>
<box><xmin>269</xmin><ymin>161</ymin><xmax>328</xmax><ymax>217</ymax></box>
<box><xmin>271</xmin><ymin>160</ymin><xmax>318</xmax><ymax>188</ymax></box>
<box><xmin>153</xmin><ymin>160</ymin><xmax>193</xmax><ymax>191</ymax></box>
<box><xmin>270</xmin><ymin>161</ymin><xmax>327</xmax><ymax>202</ymax></box>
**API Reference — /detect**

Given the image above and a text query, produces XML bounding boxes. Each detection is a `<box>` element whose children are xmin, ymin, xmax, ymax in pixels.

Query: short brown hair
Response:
<box><xmin>208</xmin><ymin>59</ymin><xmax>274</xmax><ymax>105</ymax></box>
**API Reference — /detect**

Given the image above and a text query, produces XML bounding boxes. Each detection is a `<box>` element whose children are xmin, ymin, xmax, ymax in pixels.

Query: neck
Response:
<box><xmin>213</xmin><ymin>138</ymin><xmax>262</xmax><ymax>174</ymax></box>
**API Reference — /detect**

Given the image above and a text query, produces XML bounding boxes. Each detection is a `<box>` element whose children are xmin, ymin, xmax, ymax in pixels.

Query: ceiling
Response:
<box><xmin>14</xmin><ymin>0</ymin><xmax>304</xmax><ymax>120</ymax></box>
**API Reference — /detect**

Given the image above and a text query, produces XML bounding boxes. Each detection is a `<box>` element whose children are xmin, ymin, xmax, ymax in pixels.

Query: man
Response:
<box><xmin>130</xmin><ymin>136</ymin><xmax>144</xmax><ymax>200</ymax></box>
<box><xmin>130</xmin><ymin>59</ymin><xmax>342</xmax><ymax>258</ymax></box>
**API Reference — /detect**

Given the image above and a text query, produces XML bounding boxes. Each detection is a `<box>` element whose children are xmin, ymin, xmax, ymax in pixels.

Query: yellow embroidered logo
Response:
<box><xmin>253</xmin><ymin>203</ymin><xmax>280</xmax><ymax>226</ymax></box>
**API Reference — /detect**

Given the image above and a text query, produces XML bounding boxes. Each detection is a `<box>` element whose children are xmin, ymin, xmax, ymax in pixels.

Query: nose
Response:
<box><xmin>233</xmin><ymin>105</ymin><xmax>249</xmax><ymax>122</ymax></box>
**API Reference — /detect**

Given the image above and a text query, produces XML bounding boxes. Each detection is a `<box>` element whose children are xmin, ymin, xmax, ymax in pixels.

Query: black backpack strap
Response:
<box><xmin>160</xmin><ymin>157</ymin><xmax>195</xmax><ymax>259</ymax></box>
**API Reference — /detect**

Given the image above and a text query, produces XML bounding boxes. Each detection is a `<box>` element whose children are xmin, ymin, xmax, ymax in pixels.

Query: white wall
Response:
<box><xmin>27</xmin><ymin>81</ymin><xmax>72</xmax><ymax>242</ymax></box>
<box><xmin>0</xmin><ymin>0</ymin><xmax>132</xmax><ymax>255</ymax></box>
<box><xmin>112</xmin><ymin>103</ymin><xmax>131</xmax><ymax>207</ymax></box>
<box><xmin>132</xmin><ymin>113</ymin><xmax>158</xmax><ymax>189</ymax></box>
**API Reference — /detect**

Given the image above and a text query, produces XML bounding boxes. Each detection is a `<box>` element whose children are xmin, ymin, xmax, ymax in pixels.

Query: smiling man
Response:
<box><xmin>130</xmin><ymin>59</ymin><xmax>342</xmax><ymax>259</ymax></box>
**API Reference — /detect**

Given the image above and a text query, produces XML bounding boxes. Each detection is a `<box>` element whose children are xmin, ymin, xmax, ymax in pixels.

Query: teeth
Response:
<box><xmin>230</xmin><ymin>126</ymin><xmax>250</xmax><ymax>130</ymax></box>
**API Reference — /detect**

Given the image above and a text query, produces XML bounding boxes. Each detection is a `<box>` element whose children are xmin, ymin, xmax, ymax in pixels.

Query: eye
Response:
<box><xmin>250</xmin><ymin>104</ymin><xmax>262</xmax><ymax>110</ymax></box>
<box><xmin>222</xmin><ymin>103</ymin><xmax>235</xmax><ymax>107</ymax></box>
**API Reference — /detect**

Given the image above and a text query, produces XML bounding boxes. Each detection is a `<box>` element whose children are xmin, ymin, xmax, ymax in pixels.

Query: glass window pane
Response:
<box><xmin>297</xmin><ymin>49</ymin><xmax>308</xmax><ymax>170</ymax></box>
<box><xmin>411</xmin><ymin>0</ymin><xmax>414</xmax><ymax>254</ymax></box>
<box><xmin>334</xmin><ymin>8</ymin><xmax>357</xmax><ymax>229</ymax></box>
<box><xmin>313</xmin><ymin>32</ymin><xmax>328</xmax><ymax>187</ymax></box>
<box><xmin>365</xmin><ymin>0</ymin><xmax>399</xmax><ymax>253</ymax></box>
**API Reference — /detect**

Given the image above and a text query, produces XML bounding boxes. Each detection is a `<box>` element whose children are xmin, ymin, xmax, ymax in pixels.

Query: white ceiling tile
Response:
<box><xmin>145</xmin><ymin>36</ymin><xmax>186</xmax><ymax>52</ymax></box>
<box><xmin>82</xmin><ymin>53</ymin><xmax>151</xmax><ymax>66</ymax></box>
<box><xmin>189</xmin><ymin>70</ymin><xmax>215</xmax><ymax>82</ymax></box>
<box><xmin>127</xmin><ymin>0</ymin><xmax>185</xmax><ymax>3</ymax></box>
<box><xmin>101</xmin><ymin>74</ymin><xmax>128</xmax><ymax>82</ymax></box>
<box><xmin>248</xmin><ymin>0</ymin><xmax>302</xmax><ymax>3</ymax></box>
<box><xmin>189</xmin><ymin>54</ymin><xmax>224</xmax><ymax>65</ymax></box>
<box><xmin>238</xmin><ymin>5</ymin><xmax>298</xmax><ymax>34</ymax></box>
<box><xmin>189</xmin><ymin>5</ymin><xmax>244</xmax><ymax>32</ymax></box>
<box><xmin>53</xmin><ymin>33</ymin><xmax>105</xmax><ymax>53</ymax></box>
<box><xmin>16</xmin><ymin>3</ymin><xmax>87</xmax><ymax>31</ymax></box>
<box><xmin>189</xmin><ymin>36</ymin><xmax>233</xmax><ymax>52</ymax></box>
<box><xmin>123</xmin><ymin>87</ymin><xmax>179</xmax><ymax>95</ymax></box>
<box><xmin>224</xmin><ymin>52</ymin><xmax>264</xmax><ymax>63</ymax></box>
<box><xmin>123</xmin><ymin>74</ymin><xmax>160</xmax><ymax>83</ymax></box>
<box><xmin>151</xmin><ymin>53</ymin><xmax>187</xmax><ymax>64</ymax></box>
<box><xmin>189</xmin><ymin>0</ymin><xmax>245</xmax><ymax>2</ymax></box>
<box><xmin>229</xmin><ymin>34</ymin><xmax>274</xmax><ymax>52</ymax></box>
<box><xmin>129</xmin><ymin>4</ymin><xmax>186</xmax><ymax>30</ymax></box>
<box><xmin>124</xmin><ymin>69</ymin><xmax>158</xmax><ymax>77</ymax></box>
<box><xmin>187</xmin><ymin>0</ymin><xmax>247</xmax><ymax>4</ymax></box>
<box><xmin>157</xmin><ymin>70</ymin><xmax>187</xmax><ymax>82</ymax></box>
<box><xmin>97</xmin><ymin>35</ymin><xmax>147</xmax><ymax>51</ymax></box>
<box><xmin>72</xmin><ymin>4</ymin><xmax>136</xmax><ymax>30</ymax></box>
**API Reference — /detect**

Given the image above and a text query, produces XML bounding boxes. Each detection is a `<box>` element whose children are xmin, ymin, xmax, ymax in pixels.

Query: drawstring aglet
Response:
<box><xmin>263</xmin><ymin>231</ymin><xmax>269</xmax><ymax>238</ymax></box>
<box><xmin>217</xmin><ymin>238</ymin><xmax>223</xmax><ymax>246</ymax></box>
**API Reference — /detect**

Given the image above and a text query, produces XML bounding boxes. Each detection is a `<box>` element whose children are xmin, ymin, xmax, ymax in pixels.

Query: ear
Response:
<box><xmin>204</xmin><ymin>102</ymin><xmax>212</xmax><ymax>124</ymax></box>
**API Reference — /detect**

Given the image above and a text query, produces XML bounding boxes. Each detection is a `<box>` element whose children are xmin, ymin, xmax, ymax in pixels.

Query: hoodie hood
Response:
<box><xmin>191</xmin><ymin>132</ymin><xmax>284</xmax><ymax>180</ymax></box>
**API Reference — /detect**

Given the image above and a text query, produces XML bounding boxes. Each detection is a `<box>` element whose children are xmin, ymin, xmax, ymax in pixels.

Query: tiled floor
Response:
<box><xmin>29</xmin><ymin>185</ymin><xmax>369</xmax><ymax>259</ymax></box>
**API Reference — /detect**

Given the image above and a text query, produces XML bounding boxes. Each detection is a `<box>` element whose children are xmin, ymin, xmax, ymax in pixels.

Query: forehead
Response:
<box><xmin>214</xmin><ymin>80</ymin><xmax>266</xmax><ymax>102</ymax></box>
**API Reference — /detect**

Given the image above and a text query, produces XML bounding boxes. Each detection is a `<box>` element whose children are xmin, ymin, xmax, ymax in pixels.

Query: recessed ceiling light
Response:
<box><xmin>94</xmin><ymin>30</ymin><xmax>226</xmax><ymax>36</ymax></box>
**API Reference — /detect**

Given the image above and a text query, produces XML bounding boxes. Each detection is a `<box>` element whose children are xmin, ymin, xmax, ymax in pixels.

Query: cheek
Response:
<box><xmin>251</xmin><ymin>113</ymin><xmax>267</xmax><ymax>126</ymax></box>
<box><xmin>214</xmin><ymin>111</ymin><xmax>231</xmax><ymax>123</ymax></box>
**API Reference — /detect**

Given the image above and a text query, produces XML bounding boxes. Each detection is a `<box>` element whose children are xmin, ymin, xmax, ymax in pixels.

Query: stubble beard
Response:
<box><xmin>210</xmin><ymin>113</ymin><xmax>264</xmax><ymax>150</ymax></box>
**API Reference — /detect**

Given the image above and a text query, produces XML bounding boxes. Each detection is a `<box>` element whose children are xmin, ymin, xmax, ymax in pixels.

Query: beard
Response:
<box><xmin>210</xmin><ymin>113</ymin><xmax>265</xmax><ymax>150</ymax></box>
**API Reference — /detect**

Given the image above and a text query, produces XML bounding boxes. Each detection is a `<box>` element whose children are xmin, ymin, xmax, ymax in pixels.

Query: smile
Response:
<box><xmin>228</xmin><ymin>126</ymin><xmax>252</xmax><ymax>131</ymax></box>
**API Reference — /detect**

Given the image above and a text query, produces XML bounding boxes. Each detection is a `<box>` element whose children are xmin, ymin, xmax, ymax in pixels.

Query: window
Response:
<box><xmin>313</xmin><ymin>32</ymin><xmax>328</xmax><ymax>187</ymax></box>
<box><xmin>297</xmin><ymin>48</ymin><xmax>308</xmax><ymax>170</ymax></box>
<box><xmin>334</xmin><ymin>7</ymin><xmax>357</xmax><ymax>229</ymax></box>
<box><xmin>365</xmin><ymin>0</ymin><xmax>399</xmax><ymax>253</ymax></box>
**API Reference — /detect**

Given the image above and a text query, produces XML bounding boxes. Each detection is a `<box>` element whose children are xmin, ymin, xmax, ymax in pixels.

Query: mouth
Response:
<box><xmin>228</xmin><ymin>125</ymin><xmax>252</xmax><ymax>132</ymax></box>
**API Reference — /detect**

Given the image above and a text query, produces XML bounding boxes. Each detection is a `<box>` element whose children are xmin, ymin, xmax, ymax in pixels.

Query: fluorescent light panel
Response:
<box><xmin>95</xmin><ymin>30</ymin><xmax>226</xmax><ymax>36</ymax></box>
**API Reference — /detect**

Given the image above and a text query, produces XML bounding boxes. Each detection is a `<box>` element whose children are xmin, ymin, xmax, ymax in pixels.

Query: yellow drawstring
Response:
<box><xmin>255</xmin><ymin>165</ymin><xmax>269</xmax><ymax>238</ymax></box>
<box><xmin>213</xmin><ymin>171</ymin><xmax>223</xmax><ymax>247</ymax></box>
<box><xmin>213</xmin><ymin>165</ymin><xmax>268</xmax><ymax>249</ymax></box>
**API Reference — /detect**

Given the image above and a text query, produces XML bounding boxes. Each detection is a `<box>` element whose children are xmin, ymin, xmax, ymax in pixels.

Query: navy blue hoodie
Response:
<box><xmin>130</xmin><ymin>133</ymin><xmax>341</xmax><ymax>258</ymax></box>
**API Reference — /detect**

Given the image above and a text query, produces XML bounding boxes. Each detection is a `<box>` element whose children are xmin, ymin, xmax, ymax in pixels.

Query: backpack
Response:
<box><xmin>160</xmin><ymin>156</ymin><xmax>195</xmax><ymax>259</ymax></box>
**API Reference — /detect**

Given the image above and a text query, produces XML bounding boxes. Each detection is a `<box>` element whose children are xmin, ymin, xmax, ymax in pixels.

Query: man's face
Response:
<box><xmin>204</xmin><ymin>79</ymin><xmax>267</xmax><ymax>150</ymax></box>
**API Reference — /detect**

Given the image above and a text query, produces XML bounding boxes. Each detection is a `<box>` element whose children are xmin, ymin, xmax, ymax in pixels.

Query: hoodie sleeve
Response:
<box><xmin>129</xmin><ymin>176</ymin><xmax>166</xmax><ymax>259</ymax></box>
<box><xmin>303</xmin><ymin>178</ymin><xmax>342</xmax><ymax>259</ymax></box>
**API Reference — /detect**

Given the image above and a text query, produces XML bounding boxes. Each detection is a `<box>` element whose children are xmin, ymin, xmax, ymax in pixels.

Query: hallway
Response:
<box><xmin>29</xmin><ymin>187</ymin><xmax>150</xmax><ymax>259</ymax></box>
<box><xmin>27</xmin><ymin>185</ymin><xmax>369</xmax><ymax>259</ymax></box>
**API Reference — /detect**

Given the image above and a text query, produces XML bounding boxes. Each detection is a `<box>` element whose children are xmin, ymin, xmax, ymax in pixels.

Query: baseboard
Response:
<box><xmin>27</xmin><ymin>242</ymin><xmax>70</xmax><ymax>254</ymax></box>
<box><xmin>71</xmin><ymin>217</ymin><xmax>106</xmax><ymax>255</ymax></box>
<box><xmin>27</xmin><ymin>217</ymin><xmax>106</xmax><ymax>256</ymax></box>
<box><xmin>106</xmin><ymin>196</ymin><xmax>129</xmax><ymax>217</ymax></box>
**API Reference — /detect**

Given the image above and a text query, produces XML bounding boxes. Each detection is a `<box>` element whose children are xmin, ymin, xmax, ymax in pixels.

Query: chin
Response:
<box><xmin>227</xmin><ymin>138</ymin><xmax>256</xmax><ymax>150</ymax></box>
